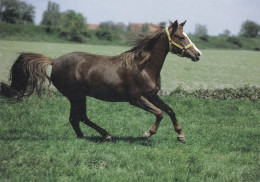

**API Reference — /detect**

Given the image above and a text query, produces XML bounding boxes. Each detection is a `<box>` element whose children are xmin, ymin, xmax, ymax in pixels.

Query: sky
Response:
<box><xmin>24</xmin><ymin>0</ymin><xmax>260</xmax><ymax>35</ymax></box>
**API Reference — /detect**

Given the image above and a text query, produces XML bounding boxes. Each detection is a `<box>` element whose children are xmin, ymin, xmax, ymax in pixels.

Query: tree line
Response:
<box><xmin>194</xmin><ymin>21</ymin><xmax>260</xmax><ymax>38</ymax></box>
<box><xmin>0</xmin><ymin>0</ymin><xmax>259</xmax><ymax>43</ymax></box>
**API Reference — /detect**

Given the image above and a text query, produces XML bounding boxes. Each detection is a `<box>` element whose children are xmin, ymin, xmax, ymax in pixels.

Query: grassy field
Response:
<box><xmin>0</xmin><ymin>40</ymin><xmax>260</xmax><ymax>181</ymax></box>
<box><xmin>0</xmin><ymin>94</ymin><xmax>259</xmax><ymax>181</ymax></box>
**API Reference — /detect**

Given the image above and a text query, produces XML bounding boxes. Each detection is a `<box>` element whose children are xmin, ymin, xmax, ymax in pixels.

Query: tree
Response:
<box><xmin>59</xmin><ymin>10</ymin><xmax>87</xmax><ymax>42</ymax></box>
<box><xmin>194</xmin><ymin>23</ymin><xmax>208</xmax><ymax>41</ymax></box>
<box><xmin>194</xmin><ymin>23</ymin><xmax>208</xmax><ymax>36</ymax></box>
<box><xmin>240</xmin><ymin>20</ymin><xmax>260</xmax><ymax>38</ymax></box>
<box><xmin>115</xmin><ymin>22</ymin><xmax>127</xmax><ymax>31</ymax></box>
<box><xmin>142</xmin><ymin>24</ymin><xmax>149</xmax><ymax>33</ymax></box>
<box><xmin>18</xmin><ymin>1</ymin><xmax>34</xmax><ymax>24</ymax></box>
<box><xmin>100</xmin><ymin>21</ymin><xmax>114</xmax><ymax>30</ymax></box>
<box><xmin>41</xmin><ymin>1</ymin><xmax>60</xmax><ymax>27</ymax></box>
<box><xmin>0</xmin><ymin>0</ymin><xmax>20</xmax><ymax>23</ymax></box>
<box><xmin>220</xmin><ymin>29</ymin><xmax>231</xmax><ymax>37</ymax></box>
<box><xmin>0</xmin><ymin>0</ymin><xmax>34</xmax><ymax>24</ymax></box>
<box><xmin>159</xmin><ymin>22</ymin><xmax>166</xmax><ymax>27</ymax></box>
<box><xmin>100</xmin><ymin>21</ymin><xmax>127</xmax><ymax>31</ymax></box>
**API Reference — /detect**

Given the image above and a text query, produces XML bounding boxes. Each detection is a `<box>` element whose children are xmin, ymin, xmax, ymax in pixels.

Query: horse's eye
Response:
<box><xmin>179</xmin><ymin>36</ymin><xmax>185</xmax><ymax>40</ymax></box>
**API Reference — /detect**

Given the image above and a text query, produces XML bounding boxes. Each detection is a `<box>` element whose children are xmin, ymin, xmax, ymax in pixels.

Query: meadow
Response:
<box><xmin>0</xmin><ymin>40</ymin><xmax>260</xmax><ymax>181</ymax></box>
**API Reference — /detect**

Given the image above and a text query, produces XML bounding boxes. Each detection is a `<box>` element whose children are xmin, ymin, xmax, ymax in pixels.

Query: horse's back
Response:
<box><xmin>50</xmin><ymin>52</ymin><xmax>128</xmax><ymax>100</ymax></box>
<box><xmin>51</xmin><ymin>52</ymin><xmax>98</xmax><ymax>96</ymax></box>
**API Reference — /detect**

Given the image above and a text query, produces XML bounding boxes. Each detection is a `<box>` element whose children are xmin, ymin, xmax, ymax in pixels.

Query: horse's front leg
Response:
<box><xmin>145</xmin><ymin>94</ymin><xmax>185</xmax><ymax>143</ymax></box>
<box><xmin>130</xmin><ymin>96</ymin><xmax>163</xmax><ymax>138</ymax></box>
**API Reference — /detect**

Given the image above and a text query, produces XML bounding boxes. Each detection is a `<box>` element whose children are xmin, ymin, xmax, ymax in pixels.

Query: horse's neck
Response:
<box><xmin>144</xmin><ymin>34</ymin><xmax>169</xmax><ymax>78</ymax></box>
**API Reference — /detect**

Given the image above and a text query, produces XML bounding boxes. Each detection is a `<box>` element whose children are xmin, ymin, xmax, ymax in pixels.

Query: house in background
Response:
<box><xmin>128</xmin><ymin>23</ymin><xmax>159</xmax><ymax>32</ymax></box>
<box><xmin>87</xmin><ymin>24</ymin><xmax>99</xmax><ymax>30</ymax></box>
<box><xmin>87</xmin><ymin>23</ymin><xmax>159</xmax><ymax>33</ymax></box>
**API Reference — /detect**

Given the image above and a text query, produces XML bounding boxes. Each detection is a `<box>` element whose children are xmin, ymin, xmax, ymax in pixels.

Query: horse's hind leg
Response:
<box><xmin>69</xmin><ymin>96</ymin><xmax>86</xmax><ymax>138</ymax></box>
<box><xmin>82</xmin><ymin>117</ymin><xmax>112</xmax><ymax>141</ymax></box>
<box><xmin>69</xmin><ymin>96</ymin><xmax>111</xmax><ymax>140</ymax></box>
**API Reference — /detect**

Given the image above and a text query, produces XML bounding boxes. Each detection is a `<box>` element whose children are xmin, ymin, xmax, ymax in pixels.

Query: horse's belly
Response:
<box><xmin>80</xmin><ymin>66</ymin><xmax>130</xmax><ymax>101</ymax></box>
<box><xmin>87</xmin><ymin>86</ymin><xmax>128</xmax><ymax>102</ymax></box>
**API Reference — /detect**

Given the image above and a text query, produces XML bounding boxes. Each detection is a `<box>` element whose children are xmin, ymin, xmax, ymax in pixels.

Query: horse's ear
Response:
<box><xmin>180</xmin><ymin>20</ymin><xmax>187</xmax><ymax>27</ymax></box>
<box><xmin>169</xmin><ymin>20</ymin><xmax>178</xmax><ymax>34</ymax></box>
<box><xmin>170</xmin><ymin>20</ymin><xmax>178</xmax><ymax>28</ymax></box>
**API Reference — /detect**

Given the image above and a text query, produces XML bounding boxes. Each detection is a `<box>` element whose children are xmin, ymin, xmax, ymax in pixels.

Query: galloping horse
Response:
<box><xmin>1</xmin><ymin>20</ymin><xmax>202</xmax><ymax>143</ymax></box>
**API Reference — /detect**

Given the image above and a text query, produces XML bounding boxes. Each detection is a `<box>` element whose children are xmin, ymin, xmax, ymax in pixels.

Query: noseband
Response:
<box><xmin>165</xmin><ymin>27</ymin><xmax>194</xmax><ymax>57</ymax></box>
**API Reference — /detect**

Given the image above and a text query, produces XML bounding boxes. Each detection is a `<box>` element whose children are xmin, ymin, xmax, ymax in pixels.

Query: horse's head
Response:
<box><xmin>166</xmin><ymin>20</ymin><xmax>202</xmax><ymax>62</ymax></box>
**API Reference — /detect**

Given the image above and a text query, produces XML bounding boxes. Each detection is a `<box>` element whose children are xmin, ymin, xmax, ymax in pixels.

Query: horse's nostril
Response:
<box><xmin>198</xmin><ymin>52</ymin><xmax>201</xmax><ymax>56</ymax></box>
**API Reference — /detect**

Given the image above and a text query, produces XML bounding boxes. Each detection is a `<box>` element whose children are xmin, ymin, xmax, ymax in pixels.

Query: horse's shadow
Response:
<box><xmin>84</xmin><ymin>136</ymin><xmax>154</xmax><ymax>146</ymax></box>
<box><xmin>2</xmin><ymin>134</ymin><xmax>155</xmax><ymax>146</ymax></box>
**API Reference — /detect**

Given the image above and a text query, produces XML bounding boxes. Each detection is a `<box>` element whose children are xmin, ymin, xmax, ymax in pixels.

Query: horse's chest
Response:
<box><xmin>130</xmin><ymin>72</ymin><xmax>161</xmax><ymax>95</ymax></box>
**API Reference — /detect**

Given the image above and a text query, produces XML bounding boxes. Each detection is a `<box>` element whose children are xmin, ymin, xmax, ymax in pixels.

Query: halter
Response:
<box><xmin>165</xmin><ymin>27</ymin><xmax>194</xmax><ymax>57</ymax></box>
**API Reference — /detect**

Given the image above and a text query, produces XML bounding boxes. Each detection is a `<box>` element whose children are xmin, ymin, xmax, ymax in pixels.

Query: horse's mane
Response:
<box><xmin>115</xmin><ymin>24</ymin><xmax>165</xmax><ymax>70</ymax></box>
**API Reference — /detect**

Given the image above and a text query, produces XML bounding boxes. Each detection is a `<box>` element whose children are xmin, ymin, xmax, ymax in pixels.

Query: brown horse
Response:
<box><xmin>1</xmin><ymin>20</ymin><xmax>202</xmax><ymax>143</ymax></box>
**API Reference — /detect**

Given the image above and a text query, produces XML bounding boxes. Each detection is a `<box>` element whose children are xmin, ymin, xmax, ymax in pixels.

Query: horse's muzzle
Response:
<box><xmin>191</xmin><ymin>52</ymin><xmax>201</xmax><ymax>62</ymax></box>
<box><xmin>191</xmin><ymin>55</ymin><xmax>200</xmax><ymax>62</ymax></box>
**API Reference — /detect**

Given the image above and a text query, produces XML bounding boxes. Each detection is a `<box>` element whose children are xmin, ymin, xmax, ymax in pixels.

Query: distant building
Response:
<box><xmin>87</xmin><ymin>24</ymin><xmax>99</xmax><ymax>30</ymax></box>
<box><xmin>129</xmin><ymin>23</ymin><xmax>159</xmax><ymax>33</ymax></box>
<box><xmin>129</xmin><ymin>23</ymin><xmax>143</xmax><ymax>32</ymax></box>
<box><xmin>87</xmin><ymin>23</ymin><xmax>159</xmax><ymax>32</ymax></box>
<box><xmin>148</xmin><ymin>24</ymin><xmax>159</xmax><ymax>32</ymax></box>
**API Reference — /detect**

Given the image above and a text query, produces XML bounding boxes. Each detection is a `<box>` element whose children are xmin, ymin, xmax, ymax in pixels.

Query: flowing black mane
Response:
<box><xmin>127</xmin><ymin>24</ymin><xmax>165</xmax><ymax>53</ymax></box>
<box><xmin>115</xmin><ymin>25</ymin><xmax>165</xmax><ymax>70</ymax></box>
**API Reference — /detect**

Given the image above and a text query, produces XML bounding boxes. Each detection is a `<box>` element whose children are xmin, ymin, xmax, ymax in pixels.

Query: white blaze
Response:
<box><xmin>183</xmin><ymin>32</ymin><xmax>202</xmax><ymax>56</ymax></box>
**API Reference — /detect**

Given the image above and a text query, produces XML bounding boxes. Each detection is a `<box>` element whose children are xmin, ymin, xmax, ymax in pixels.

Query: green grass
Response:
<box><xmin>0</xmin><ymin>94</ymin><xmax>259</xmax><ymax>181</ymax></box>
<box><xmin>0</xmin><ymin>40</ymin><xmax>260</xmax><ymax>91</ymax></box>
<box><xmin>0</xmin><ymin>23</ymin><xmax>68</xmax><ymax>43</ymax></box>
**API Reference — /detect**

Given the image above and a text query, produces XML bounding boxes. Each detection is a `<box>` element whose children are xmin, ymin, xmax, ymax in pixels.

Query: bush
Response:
<box><xmin>95</xmin><ymin>29</ymin><xmax>113</xmax><ymax>41</ymax></box>
<box><xmin>227</xmin><ymin>36</ymin><xmax>242</xmax><ymax>47</ymax></box>
<box><xmin>254</xmin><ymin>47</ymin><xmax>260</xmax><ymax>51</ymax></box>
<box><xmin>199</xmin><ymin>35</ymin><xmax>209</xmax><ymax>42</ymax></box>
<box><xmin>169</xmin><ymin>85</ymin><xmax>260</xmax><ymax>101</ymax></box>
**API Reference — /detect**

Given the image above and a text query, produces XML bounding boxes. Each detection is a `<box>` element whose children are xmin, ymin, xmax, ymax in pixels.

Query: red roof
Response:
<box><xmin>87</xmin><ymin>23</ymin><xmax>159</xmax><ymax>32</ymax></box>
<box><xmin>87</xmin><ymin>24</ymin><xmax>99</xmax><ymax>30</ymax></box>
<box><xmin>129</xmin><ymin>23</ymin><xmax>159</xmax><ymax>32</ymax></box>
<box><xmin>148</xmin><ymin>24</ymin><xmax>159</xmax><ymax>32</ymax></box>
<box><xmin>129</xmin><ymin>23</ymin><xmax>142</xmax><ymax>32</ymax></box>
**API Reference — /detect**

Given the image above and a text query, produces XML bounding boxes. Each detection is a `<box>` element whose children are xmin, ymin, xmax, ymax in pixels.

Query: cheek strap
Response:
<box><xmin>165</xmin><ymin>27</ymin><xmax>194</xmax><ymax>57</ymax></box>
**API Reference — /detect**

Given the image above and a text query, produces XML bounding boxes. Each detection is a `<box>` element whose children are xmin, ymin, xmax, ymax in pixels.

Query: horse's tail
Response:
<box><xmin>0</xmin><ymin>52</ymin><xmax>54</xmax><ymax>100</ymax></box>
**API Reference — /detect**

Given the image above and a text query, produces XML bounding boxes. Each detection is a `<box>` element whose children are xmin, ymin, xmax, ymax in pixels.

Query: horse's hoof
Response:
<box><xmin>142</xmin><ymin>131</ymin><xmax>151</xmax><ymax>138</ymax></box>
<box><xmin>177</xmin><ymin>136</ymin><xmax>186</xmax><ymax>143</ymax></box>
<box><xmin>105</xmin><ymin>135</ymin><xmax>112</xmax><ymax>141</ymax></box>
